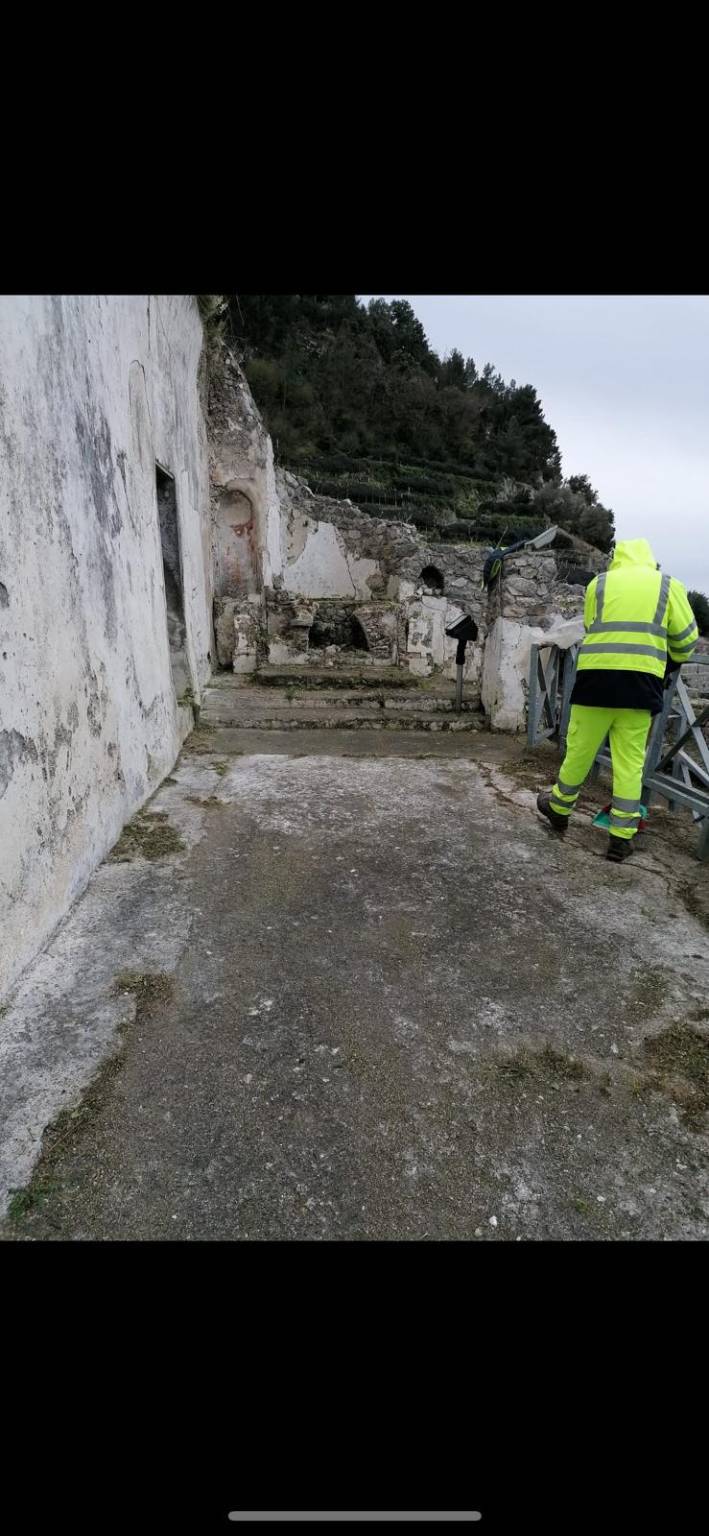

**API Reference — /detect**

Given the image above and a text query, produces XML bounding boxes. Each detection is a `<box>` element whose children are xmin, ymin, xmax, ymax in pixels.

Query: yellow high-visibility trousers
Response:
<box><xmin>551</xmin><ymin>705</ymin><xmax>652</xmax><ymax>839</ymax></box>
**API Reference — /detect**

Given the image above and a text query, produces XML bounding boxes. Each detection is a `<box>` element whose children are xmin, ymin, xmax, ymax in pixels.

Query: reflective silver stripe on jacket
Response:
<box><xmin>589</xmin><ymin>621</ymin><xmax>667</xmax><ymax>635</ymax></box>
<box><xmin>594</xmin><ymin>572</ymin><xmax>606</xmax><ymax>622</ymax></box>
<box><xmin>653</xmin><ymin>572</ymin><xmax>672</xmax><ymax>626</ymax></box>
<box><xmin>580</xmin><ymin>643</ymin><xmax>665</xmax><ymax>659</ymax></box>
<box><xmin>668</xmin><ymin>619</ymin><xmax>698</xmax><ymax>643</ymax></box>
<box><xmin>588</xmin><ymin>569</ymin><xmax>671</xmax><ymax>639</ymax></box>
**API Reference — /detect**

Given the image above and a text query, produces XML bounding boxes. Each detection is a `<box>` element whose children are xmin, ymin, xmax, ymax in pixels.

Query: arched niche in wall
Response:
<box><xmin>420</xmin><ymin>564</ymin><xmax>445</xmax><ymax>594</ymax></box>
<box><xmin>214</xmin><ymin>485</ymin><xmax>260</xmax><ymax>599</ymax></box>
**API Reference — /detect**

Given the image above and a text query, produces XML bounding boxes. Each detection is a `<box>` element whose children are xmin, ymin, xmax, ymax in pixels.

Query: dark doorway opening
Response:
<box><xmin>420</xmin><ymin>564</ymin><xmax>445</xmax><ymax>594</ymax></box>
<box><xmin>309</xmin><ymin>609</ymin><xmax>369</xmax><ymax>653</ymax></box>
<box><xmin>156</xmin><ymin>465</ymin><xmax>191</xmax><ymax>698</ymax></box>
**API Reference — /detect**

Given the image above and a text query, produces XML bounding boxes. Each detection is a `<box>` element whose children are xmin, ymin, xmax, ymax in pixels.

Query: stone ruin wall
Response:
<box><xmin>207</xmin><ymin>341</ymin><xmax>608</xmax><ymax>728</ymax></box>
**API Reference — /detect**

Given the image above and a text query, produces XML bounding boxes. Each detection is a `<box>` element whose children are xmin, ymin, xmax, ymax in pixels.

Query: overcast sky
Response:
<box><xmin>359</xmin><ymin>296</ymin><xmax>709</xmax><ymax>596</ymax></box>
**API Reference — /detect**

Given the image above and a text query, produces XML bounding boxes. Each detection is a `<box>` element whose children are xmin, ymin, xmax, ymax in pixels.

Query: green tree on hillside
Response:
<box><xmin>688</xmin><ymin>591</ymin><xmax>709</xmax><ymax>635</ymax></box>
<box><xmin>227</xmin><ymin>295</ymin><xmax>614</xmax><ymax>552</ymax></box>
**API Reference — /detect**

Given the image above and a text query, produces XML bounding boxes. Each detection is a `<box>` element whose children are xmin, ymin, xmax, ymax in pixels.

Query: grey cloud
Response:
<box><xmin>360</xmin><ymin>297</ymin><xmax>709</xmax><ymax>595</ymax></box>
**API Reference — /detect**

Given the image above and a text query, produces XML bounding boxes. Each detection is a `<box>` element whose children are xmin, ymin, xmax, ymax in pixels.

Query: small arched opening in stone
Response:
<box><xmin>420</xmin><ymin>564</ymin><xmax>445</xmax><ymax>594</ymax></box>
<box><xmin>309</xmin><ymin>608</ymin><xmax>369</xmax><ymax>653</ymax></box>
<box><xmin>350</xmin><ymin>614</ymin><xmax>370</xmax><ymax>652</ymax></box>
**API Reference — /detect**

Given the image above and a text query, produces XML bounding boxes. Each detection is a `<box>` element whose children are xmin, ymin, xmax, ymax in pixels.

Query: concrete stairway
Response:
<box><xmin>200</xmin><ymin>669</ymin><xmax>486</xmax><ymax>733</ymax></box>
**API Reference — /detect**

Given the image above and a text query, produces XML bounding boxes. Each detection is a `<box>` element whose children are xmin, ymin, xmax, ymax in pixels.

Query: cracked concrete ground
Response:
<box><xmin>1</xmin><ymin>727</ymin><xmax>708</xmax><ymax>1240</ymax></box>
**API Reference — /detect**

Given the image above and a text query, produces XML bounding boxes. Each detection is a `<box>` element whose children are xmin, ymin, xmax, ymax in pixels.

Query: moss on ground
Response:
<box><xmin>108</xmin><ymin>811</ymin><xmax>185</xmax><ymax>862</ymax></box>
<box><xmin>112</xmin><ymin>971</ymin><xmax>175</xmax><ymax>1007</ymax></box>
<box><xmin>183</xmin><ymin>723</ymin><xmax>216</xmax><ymax>755</ymax></box>
<box><xmin>640</xmin><ymin>1022</ymin><xmax>709</xmax><ymax>1130</ymax></box>
<box><xmin>3</xmin><ymin>972</ymin><xmax>174</xmax><ymax>1232</ymax></box>
<box><xmin>679</xmin><ymin>880</ymin><xmax>709</xmax><ymax>933</ymax></box>
<box><xmin>493</xmin><ymin>1041</ymin><xmax>586</xmax><ymax>1085</ymax></box>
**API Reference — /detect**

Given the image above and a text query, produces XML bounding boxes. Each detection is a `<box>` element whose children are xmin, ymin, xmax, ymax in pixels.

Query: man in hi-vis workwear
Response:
<box><xmin>537</xmin><ymin>538</ymin><xmax>699</xmax><ymax>863</ymax></box>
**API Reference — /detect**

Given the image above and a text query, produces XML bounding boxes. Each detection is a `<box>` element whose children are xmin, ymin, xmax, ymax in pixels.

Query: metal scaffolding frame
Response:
<box><xmin>528</xmin><ymin>642</ymin><xmax>709</xmax><ymax>860</ymax></box>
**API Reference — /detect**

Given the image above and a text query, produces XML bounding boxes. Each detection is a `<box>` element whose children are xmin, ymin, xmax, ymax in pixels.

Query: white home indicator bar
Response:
<box><xmin>228</xmin><ymin>1517</ymin><xmax>482</xmax><ymax>1524</ymax></box>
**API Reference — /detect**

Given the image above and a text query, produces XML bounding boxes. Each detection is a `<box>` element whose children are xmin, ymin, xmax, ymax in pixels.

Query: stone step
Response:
<box><xmin>202</xmin><ymin>691</ymin><xmax>484</xmax><ymax>724</ymax></box>
<box><xmin>200</xmin><ymin>685</ymin><xmax>485</xmax><ymax>732</ymax></box>
<box><xmin>192</xmin><ymin>727</ymin><xmax>488</xmax><ymax>758</ymax></box>
<box><xmin>247</xmin><ymin>665</ymin><xmax>417</xmax><ymax>691</ymax></box>
<box><xmin>210</xmin><ymin>713</ymin><xmax>485</xmax><ymax>732</ymax></box>
<box><xmin>204</xmin><ymin>688</ymin><xmax>479</xmax><ymax>716</ymax></box>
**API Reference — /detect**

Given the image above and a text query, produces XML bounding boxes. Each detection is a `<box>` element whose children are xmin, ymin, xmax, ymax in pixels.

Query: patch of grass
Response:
<box><xmin>571</xmin><ymin>1196</ymin><xmax>592</xmax><ymax>1215</ymax></box>
<box><xmin>639</xmin><ymin>1022</ymin><xmax>709</xmax><ymax>1130</ymax></box>
<box><xmin>491</xmin><ymin>1041</ymin><xmax>586</xmax><ymax>1088</ymax></box>
<box><xmin>108</xmin><ymin>811</ymin><xmax>185</xmax><ymax>862</ymax></box>
<box><xmin>7</xmin><ymin>1183</ymin><xmax>58</xmax><ymax>1221</ymax></box>
<box><xmin>629</xmin><ymin>966</ymin><xmax>669</xmax><ymax>1018</ymax></box>
<box><xmin>644</xmin><ymin>1022</ymin><xmax>709</xmax><ymax>1086</ymax></box>
<box><xmin>184</xmin><ymin>723</ymin><xmax>216</xmax><ymax>755</ymax></box>
<box><xmin>112</xmin><ymin>971</ymin><xmax>174</xmax><ymax>1007</ymax></box>
<box><xmin>3</xmin><ymin>971</ymin><xmax>174</xmax><ymax>1235</ymax></box>
<box><xmin>185</xmin><ymin>794</ymin><xmax>223</xmax><ymax>809</ymax></box>
<box><xmin>496</xmin><ymin>1049</ymin><xmax>534</xmax><ymax>1080</ymax></box>
<box><xmin>539</xmin><ymin>1043</ymin><xmax>585</xmax><ymax>1081</ymax></box>
<box><xmin>3</xmin><ymin>1069</ymin><xmax>124</xmax><ymax>1231</ymax></box>
<box><xmin>212</xmin><ymin>760</ymin><xmax>230</xmax><ymax>777</ymax></box>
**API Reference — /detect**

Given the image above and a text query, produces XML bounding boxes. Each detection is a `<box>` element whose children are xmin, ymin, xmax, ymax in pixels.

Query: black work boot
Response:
<box><xmin>537</xmin><ymin>791</ymin><xmax>568</xmax><ymax>836</ymax></box>
<box><xmin>606</xmin><ymin>835</ymin><xmax>635</xmax><ymax>863</ymax></box>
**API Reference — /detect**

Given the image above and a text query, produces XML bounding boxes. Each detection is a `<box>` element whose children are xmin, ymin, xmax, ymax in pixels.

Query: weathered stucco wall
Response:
<box><xmin>208</xmin><ymin>342</ymin><xmax>281</xmax><ymax>597</ymax></box>
<box><xmin>0</xmin><ymin>295</ymin><xmax>211</xmax><ymax>1000</ymax></box>
<box><xmin>481</xmin><ymin>615</ymin><xmax>584</xmax><ymax>731</ymax></box>
<box><xmin>281</xmin><ymin>514</ymin><xmax>380</xmax><ymax>600</ymax></box>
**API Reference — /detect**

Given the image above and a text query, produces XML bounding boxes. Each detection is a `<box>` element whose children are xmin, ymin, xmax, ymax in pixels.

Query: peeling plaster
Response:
<box><xmin>0</xmin><ymin>296</ymin><xmax>212</xmax><ymax>1000</ymax></box>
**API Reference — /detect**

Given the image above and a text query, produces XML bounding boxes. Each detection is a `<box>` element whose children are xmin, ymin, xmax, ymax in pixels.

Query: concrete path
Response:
<box><xmin>2</xmin><ymin>727</ymin><xmax>708</xmax><ymax>1240</ymax></box>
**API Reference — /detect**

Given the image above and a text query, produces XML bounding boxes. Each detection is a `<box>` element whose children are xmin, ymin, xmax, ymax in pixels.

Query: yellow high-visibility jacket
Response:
<box><xmin>577</xmin><ymin>538</ymin><xmax>698</xmax><ymax>680</ymax></box>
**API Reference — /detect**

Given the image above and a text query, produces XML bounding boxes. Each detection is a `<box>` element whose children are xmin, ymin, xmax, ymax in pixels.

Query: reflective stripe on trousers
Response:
<box><xmin>551</xmin><ymin>705</ymin><xmax>652</xmax><ymax>837</ymax></box>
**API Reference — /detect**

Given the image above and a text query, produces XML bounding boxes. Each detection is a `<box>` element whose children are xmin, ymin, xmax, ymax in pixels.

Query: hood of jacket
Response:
<box><xmin>608</xmin><ymin>538</ymin><xmax>657</xmax><ymax>571</ymax></box>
